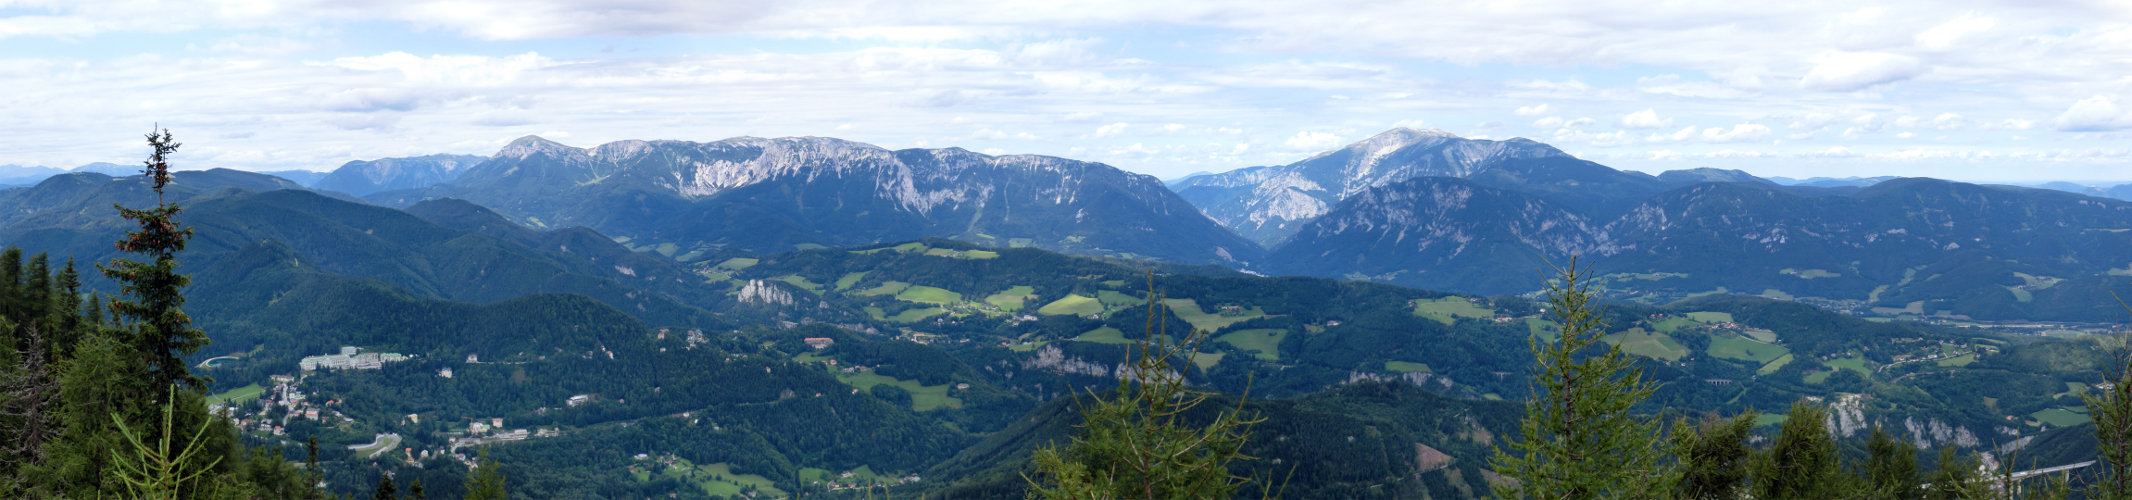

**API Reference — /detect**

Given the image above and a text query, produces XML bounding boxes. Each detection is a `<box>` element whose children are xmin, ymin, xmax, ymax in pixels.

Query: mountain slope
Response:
<box><xmin>1271</xmin><ymin>174</ymin><xmax>2132</xmax><ymax>320</ymax></box>
<box><xmin>1263</xmin><ymin>177</ymin><xmax>1615</xmax><ymax>293</ymax></box>
<box><xmin>0</xmin><ymin>172</ymin><xmax>732</xmax><ymax>328</ymax></box>
<box><xmin>312</xmin><ymin>153</ymin><xmax>486</xmax><ymax>196</ymax></box>
<box><xmin>1169</xmin><ymin>128</ymin><xmax>1570</xmax><ymax>245</ymax></box>
<box><xmin>370</xmin><ymin>136</ymin><xmax>1259</xmax><ymax>265</ymax></box>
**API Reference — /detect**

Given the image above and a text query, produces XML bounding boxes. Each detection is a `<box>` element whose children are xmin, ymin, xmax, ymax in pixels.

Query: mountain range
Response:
<box><xmin>367</xmin><ymin>135</ymin><xmax>1261</xmax><ymax>266</ymax></box>
<box><xmin>1168</xmin><ymin>128</ymin><xmax>1574</xmax><ymax>245</ymax></box>
<box><xmin>0</xmin><ymin>145</ymin><xmax>2115</xmax><ymax>497</ymax></box>
<box><xmin>65</xmin><ymin>127</ymin><xmax>2106</xmax><ymax>323</ymax></box>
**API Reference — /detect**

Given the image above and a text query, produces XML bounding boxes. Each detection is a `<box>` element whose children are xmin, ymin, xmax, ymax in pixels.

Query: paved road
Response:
<box><xmin>348</xmin><ymin>433</ymin><xmax>401</xmax><ymax>458</ymax></box>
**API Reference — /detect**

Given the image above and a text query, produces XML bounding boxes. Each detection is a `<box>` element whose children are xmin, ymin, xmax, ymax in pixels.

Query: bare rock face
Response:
<box><xmin>1170</xmin><ymin>127</ymin><xmax>1570</xmax><ymax>245</ymax></box>
<box><xmin>737</xmin><ymin>280</ymin><xmax>794</xmax><ymax>306</ymax></box>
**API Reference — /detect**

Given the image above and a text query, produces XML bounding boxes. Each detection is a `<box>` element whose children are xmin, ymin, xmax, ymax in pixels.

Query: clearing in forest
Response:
<box><xmin>983</xmin><ymin>285</ymin><xmax>1036</xmax><ymax>311</ymax></box>
<box><xmin>1707</xmin><ymin>336</ymin><xmax>1789</xmax><ymax>364</ymax></box>
<box><xmin>1164</xmin><ymin>298</ymin><xmax>1266</xmax><ymax>332</ymax></box>
<box><xmin>1037</xmin><ymin>294</ymin><xmax>1104</xmax><ymax>316</ymax></box>
<box><xmin>836</xmin><ymin>372</ymin><xmax>963</xmax><ymax>411</ymax></box>
<box><xmin>1411</xmin><ymin>297</ymin><xmax>1495</xmax><ymax>325</ymax></box>
<box><xmin>1215</xmin><ymin>328</ymin><xmax>1286</xmax><ymax>361</ymax></box>
<box><xmin>1603</xmin><ymin>328</ymin><xmax>1690</xmax><ymax>361</ymax></box>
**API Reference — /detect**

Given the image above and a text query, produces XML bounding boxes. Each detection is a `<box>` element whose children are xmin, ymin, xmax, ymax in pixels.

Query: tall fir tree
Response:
<box><xmin>1665</xmin><ymin>411</ymin><xmax>1759</xmax><ymax>500</ymax></box>
<box><xmin>1490</xmin><ymin>256</ymin><xmax>1667</xmax><ymax>500</ymax></box>
<box><xmin>96</xmin><ymin>127</ymin><xmax>206</xmax><ymax>400</ymax></box>
<box><xmin>1750</xmin><ymin>401</ymin><xmax>1847</xmax><ymax>500</ymax></box>
<box><xmin>1860</xmin><ymin>426</ymin><xmax>1919</xmax><ymax>500</ymax></box>
<box><xmin>464</xmin><ymin>447</ymin><xmax>508</xmax><ymax>500</ymax></box>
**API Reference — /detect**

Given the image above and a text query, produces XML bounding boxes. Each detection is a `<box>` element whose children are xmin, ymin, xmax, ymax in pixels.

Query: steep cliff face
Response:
<box><xmin>372</xmin><ymin>135</ymin><xmax>1261</xmax><ymax>266</ymax></box>
<box><xmin>1170</xmin><ymin>128</ymin><xmax>1569</xmax><ymax>245</ymax></box>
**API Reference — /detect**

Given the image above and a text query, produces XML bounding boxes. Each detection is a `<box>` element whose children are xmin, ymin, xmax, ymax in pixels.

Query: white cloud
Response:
<box><xmin>1915</xmin><ymin>14</ymin><xmax>1995</xmax><ymax>50</ymax></box>
<box><xmin>1619</xmin><ymin>109</ymin><xmax>1672</xmax><ymax>129</ymax></box>
<box><xmin>2056</xmin><ymin>96</ymin><xmax>2132</xmax><ymax>131</ymax></box>
<box><xmin>1513</xmin><ymin>104</ymin><xmax>1549</xmax><ymax>116</ymax></box>
<box><xmin>1701</xmin><ymin>124</ymin><xmax>1772</xmax><ymax>142</ymax></box>
<box><xmin>1813</xmin><ymin>146</ymin><xmax>1856</xmax><ymax>158</ymax></box>
<box><xmin>1931</xmin><ymin>113</ymin><xmax>1967</xmax><ymax>130</ymax></box>
<box><xmin>1094</xmin><ymin>122</ymin><xmax>1129</xmax><ymax>138</ymax></box>
<box><xmin>1897</xmin><ymin>132</ymin><xmax>1915</xmax><ymax>138</ymax></box>
<box><xmin>1533</xmin><ymin>116</ymin><xmax>1564</xmax><ymax>128</ymax></box>
<box><xmin>1982</xmin><ymin>119</ymin><xmax>2036</xmax><ymax>131</ymax></box>
<box><xmin>1799</xmin><ymin>52</ymin><xmax>1926</xmax><ymax>92</ymax></box>
<box><xmin>1283</xmin><ymin>131</ymin><xmax>1343</xmax><ymax>150</ymax></box>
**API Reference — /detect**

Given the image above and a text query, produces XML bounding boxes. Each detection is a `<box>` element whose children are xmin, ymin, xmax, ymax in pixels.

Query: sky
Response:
<box><xmin>2</xmin><ymin>0</ymin><xmax>2131</xmax><ymax>183</ymax></box>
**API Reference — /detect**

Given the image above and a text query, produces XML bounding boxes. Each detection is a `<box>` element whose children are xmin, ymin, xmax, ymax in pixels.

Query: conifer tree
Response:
<box><xmin>2083</xmin><ymin>294</ymin><xmax>2132</xmax><ymax>500</ymax></box>
<box><xmin>1025</xmin><ymin>275</ymin><xmax>1269</xmax><ymax>500</ymax></box>
<box><xmin>97</xmin><ymin>127</ymin><xmax>206</xmax><ymax>401</ymax></box>
<box><xmin>374</xmin><ymin>475</ymin><xmax>397</xmax><ymax>500</ymax></box>
<box><xmin>465</xmin><ymin>447</ymin><xmax>508</xmax><ymax>500</ymax></box>
<box><xmin>1490</xmin><ymin>256</ymin><xmax>1666</xmax><ymax>500</ymax></box>
<box><xmin>1665</xmin><ymin>411</ymin><xmax>1758</xmax><ymax>500</ymax></box>
<box><xmin>1860</xmin><ymin>425</ymin><xmax>1919</xmax><ymax>500</ymax></box>
<box><xmin>1924</xmin><ymin>447</ymin><xmax>1979</xmax><ymax>500</ymax></box>
<box><xmin>1750</xmin><ymin>401</ymin><xmax>1846</xmax><ymax>500</ymax></box>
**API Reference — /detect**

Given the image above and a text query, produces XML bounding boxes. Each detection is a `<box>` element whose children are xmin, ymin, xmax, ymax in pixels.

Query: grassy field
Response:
<box><xmin>834</xmin><ymin>271</ymin><xmax>869</xmax><ymax>291</ymax></box>
<box><xmin>1038</xmin><ymin>294</ymin><xmax>1104</xmax><ymax>316</ymax></box>
<box><xmin>1649</xmin><ymin>317</ymin><xmax>1700</xmax><ymax>333</ymax></box>
<box><xmin>1215</xmin><ymin>328</ymin><xmax>1286</xmax><ymax>361</ymax></box>
<box><xmin>637</xmin><ymin>459</ymin><xmax>788</xmax><ymax>498</ymax></box>
<box><xmin>1095</xmin><ymin>290</ymin><xmax>1145</xmax><ymax>308</ymax></box>
<box><xmin>983</xmin><ymin>285</ymin><xmax>1036</xmax><ymax>311</ymax></box>
<box><xmin>922</xmin><ymin>247</ymin><xmax>999</xmax><ymax>259</ymax></box>
<box><xmin>1938</xmin><ymin>354</ymin><xmax>1977</xmax><ymax>367</ymax></box>
<box><xmin>1604</xmin><ymin>328</ymin><xmax>1690</xmax><ymax>361</ymax></box>
<box><xmin>1164</xmin><ymin>299</ymin><xmax>1266</xmax><ymax>332</ymax></box>
<box><xmin>866</xmin><ymin>306</ymin><xmax>946</xmax><ymax>323</ymax></box>
<box><xmin>800</xmin><ymin>465</ymin><xmax>899</xmax><ymax>488</ymax></box>
<box><xmin>1756</xmin><ymin>354</ymin><xmax>1795</xmax><ymax>375</ymax></box>
<box><xmin>1385</xmin><ymin>361</ymin><xmax>1432</xmax><ymax>373</ymax></box>
<box><xmin>1685</xmin><ymin>312</ymin><xmax>1734</xmax><ymax>324</ymax></box>
<box><xmin>1790</xmin><ymin>269</ymin><xmax>1841</xmax><ymax>279</ymax></box>
<box><xmin>2031</xmin><ymin>407</ymin><xmax>2092</xmax><ymax>427</ymax></box>
<box><xmin>1191</xmin><ymin>352</ymin><xmax>1225</xmax><ymax>370</ymax></box>
<box><xmin>778</xmin><ymin>275</ymin><xmax>825</xmax><ymax>294</ymax></box>
<box><xmin>1741</xmin><ymin>329</ymin><xmax>1779</xmax><ymax>343</ymax></box>
<box><xmin>859</xmin><ymin>281</ymin><xmax>912</xmax><ymax>296</ymax></box>
<box><xmin>1527</xmin><ymin>319</ymin><xmax>1560</xmax><ymax>341</ymax></box>
<box><xmin>1825</xmin><ymin>356</ymin><xmax>1871</xmax><ymax>375</ymax></box>
<box><xmin>1411</xmin><ymin>297</ymin><xmax>1495</xmax><ymax>325</ymax></box>
<box><xmin>1760</xmin><ymin>289</ymin><xmax>1795</xmax><ymax>300</ymax></box>
<box><xmin>1707</xmin><ymin>337</ymin><xmax>1790</xmax><ymax>364</ymax></box>
<box><xmin>1008</xmin><ymin>340</ymin><xmax>1049</xmax><ymax>352</ymax></box>
<box><xmin>836</xmin><ymin>372</ymin><xmax>962</xmax><ymax>411</ymax></box>
<box><xmin>2006</xmin><ymin>286</ymin><xmax>2034</xmax><ymax>303</ymax></box>
<box><xmin>713</xmin><ymin>258</ymin><xmax>758</xmax><ymax>271</ymax></box>
<box><xmin>1754</xmin><ymin>414</ymin><xmax>1789</xmax><ymax>427</ymax></box>
<box><xmin>1074</xmin><ymin>327</ymin><xmax>1130</xmax><ymax>344</ymax></box>
<box><xmin>1870</xmin><ymin>301</ymin><xmax>1926</xmax><ymax>316</ymax></box>
<box><xmin>209</xmin><ymin>383</ymin><xmax>265</xmax><ymax>405</ymax></box>
<box><xmin>895</xmin><ymin>285</ymin><xmax>963</xmax><ymax>305</ymax></box>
